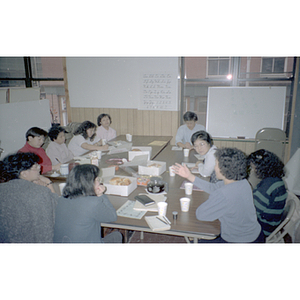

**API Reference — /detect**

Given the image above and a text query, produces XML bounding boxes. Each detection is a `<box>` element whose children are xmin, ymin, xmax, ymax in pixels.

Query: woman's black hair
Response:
<box><xmin>62</xmin><ymin>164</ymin><xmax>99</xmax><ymax>199</ymax></box>
<box><xmin>191</xmin><ymin>130</ymin><xmax>213</xmax><ymax>147</ymax></box>
<box><xmin>97</xmin><ymin>113</ymin><xmax>112</xmax><ymax>126</ymax></box>
<box><xmin>25</xmin><ymin>127</ymin><xmax>48</xmax><ymax>141</ymax></box>
<box><xmin>183</xmin><ymin>111</ymin><xmax>198</xmax><ymax>122</ymax></box>
<box><xmin>214</xmin><ymin>148</ymin><xmax>247</xmax><ymax>181</ymax></box>
<box><xmin>247</xmin><ymin>149</ymin><xmax>285</xmax><ymax>179</ymax></box>
<box><xmin>73</xmin><ymin>121</ymin><xmax>97</xmax><ymax>141</ymax></box>
<box><xmin>0</xmin><ymin>152</ymin><xmax>40</xmax><ymax>182</ymax></box>
<box><xmin>48</xmin><ymin>125</ymin><xmax>66</xmax><ymax>141</ymax></box>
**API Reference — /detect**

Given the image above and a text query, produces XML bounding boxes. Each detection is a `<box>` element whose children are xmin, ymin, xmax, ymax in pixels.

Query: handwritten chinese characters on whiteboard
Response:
<box><xmin>140</xmin><ymin>73</ymin><xmax>176</xmax><ymax>111</ymax></box>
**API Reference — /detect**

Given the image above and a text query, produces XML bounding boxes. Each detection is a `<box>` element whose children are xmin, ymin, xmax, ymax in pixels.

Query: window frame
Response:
<box><xmin>206</xmin><ymin>57</ymin><xmax>231</xmax><ymax>78</ymax></box>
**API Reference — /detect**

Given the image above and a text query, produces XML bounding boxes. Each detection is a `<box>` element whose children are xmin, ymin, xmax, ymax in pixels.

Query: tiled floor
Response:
<box><xmin>128</xmin><ymin>231</ymin><xmax>187</xmax><ymax>243</ymax></box>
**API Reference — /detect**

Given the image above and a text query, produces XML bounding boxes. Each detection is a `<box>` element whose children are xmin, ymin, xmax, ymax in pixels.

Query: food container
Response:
<box><xmin>138</xmin><ymin>161</ymin><xmax>166</xmax><ymax>176</ymax></box>
<box><xmin>128</xmin><ymin>146</ymin><xmax>152</xmax><ymax>161</ymax></box>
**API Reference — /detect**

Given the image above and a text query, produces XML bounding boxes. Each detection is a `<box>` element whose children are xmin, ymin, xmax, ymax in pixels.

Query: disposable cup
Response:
<box><xmin>96</xmin><ymin>150</ymin><xmax>102</xmax><ymax>159</ymax></box>
<box><xmin>169</xmin><ymin>166</ymin><xmax>175</xmax><ymax>177</ymax></box>
<box><xmin>59</xmin><ymin>183</ymin><xmax>66</xmax><ymax>195</ymax></box>
<box><xmin>157</xmin><ymin>202</ymin><xmax>168</xmax><ymax>216</ymax></box>
<box><xmin>60</xmin><ymin>164</ymin><xmax>69</xmax><ymax>176</ymax></box>
<box><xmin>184</xmin><ymin>182</ymin><xmax>193</xmax><ymax>195</ymax></box>
<box><xmin>126</xmin><ymin>134</ymin><xmax>132</xmax><ymax>142</ymax></box>
<box><xmin>180</xmin><ymin>197</ymin><xmax>191</xmax><ymax>212</ymax></box>
<box><xmin>183</xmin><ymin>149</ymin><xmax>189</xmax><ymax>157</ymax></box>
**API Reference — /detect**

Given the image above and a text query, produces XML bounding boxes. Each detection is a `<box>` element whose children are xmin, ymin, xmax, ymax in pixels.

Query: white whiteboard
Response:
<box><xmin>206</xmin><ymin>87</ymin><xmax>286</xmax><ymax>139</ymax></box>
<box><xmin>66</xmin><ymin>57</ymin><xmax>179</xmax><ymax>110</ymax></box>
<box><xmin>0</xmin><ymin>99</ymin><xmax>51</xmax><ymax>156</ymax></box>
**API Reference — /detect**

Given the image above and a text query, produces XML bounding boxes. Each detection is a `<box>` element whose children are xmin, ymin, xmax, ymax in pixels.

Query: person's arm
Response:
<box><xmin>93</xmin><ymin>195</ymin><xmax>118</xmax><ymax>223</ymax></box>
<box><xmin>33</xmin><ymin>175</ymin><xmax>56</xmax><ymax>193</ymax></box>
<box><xmin>198</xmin><ymin>150</ymin><xmax>216</xmax><ymax>177</ymax></box>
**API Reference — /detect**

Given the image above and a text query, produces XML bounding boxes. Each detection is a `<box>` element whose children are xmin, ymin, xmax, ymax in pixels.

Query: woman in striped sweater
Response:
<box><xmin>247</xmin><ymin>149</ymin><xmax>288</xmax><ymax>238</ymax></box>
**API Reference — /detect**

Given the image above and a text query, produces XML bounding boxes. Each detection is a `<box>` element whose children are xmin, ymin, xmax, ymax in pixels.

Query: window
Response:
<box><xmin>0</xmin><ymin>57</ymin><xmax>66</xmax><ymax>125</ymax></box>
<box><xmin>207</xmin><ymin>57</ymin><xmax>230</xmax><ymax>76</ymax></box>
<box><xmin>261</xmin><ymin>57</ymin><xmax>286</xmax><ymax>74</ymax></box>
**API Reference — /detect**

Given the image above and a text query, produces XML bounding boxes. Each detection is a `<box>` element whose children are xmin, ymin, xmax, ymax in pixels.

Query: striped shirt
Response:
<box><xmin>253</xmin><ymin>177</ymin><xmax>287</xmax><ymax>237</ymax></box>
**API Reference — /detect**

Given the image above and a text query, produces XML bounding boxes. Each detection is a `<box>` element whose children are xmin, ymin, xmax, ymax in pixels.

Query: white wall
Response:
<box><xmin>66</xmin><ymin>57</ymin><xmax>179</xmax><ymax>111</ymax></box>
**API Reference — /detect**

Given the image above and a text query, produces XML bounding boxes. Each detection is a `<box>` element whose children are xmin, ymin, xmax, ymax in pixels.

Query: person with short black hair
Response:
<box><xmin>96</xmin><ymin>113</ymin><xmax>116</xmax><ymax>142</ymax></box>
<box><xmin>172</xmin><ymin>148</ymin><xmax>264</xmax><ymax>243</ymax></box>
<box><xmin>68</xmin><ymin>121</ymin><xmax>109</xmax><ymax>157</ymax></box>
<box><xmin>0</xmin><ymin>152</ymin><xmax>58</xmax><ymax>243</ymax></box>
<box><xmin>191</xmin><ymin>130</ymin><xmax>218</xmax><ymax>182</ymax></box>
<box><xmin>247</xmin><ymin>149</ymin><xmax>287</xmax><ymax>237</ymax></box>
<box><xmin>18</xmin><ymin>126</ymin><xmax>60</xmax><ymax>174</ymax></box>
<box><xmin>46</xmin><ymin>124</ymin><xmax>74</xmax><ymax>165</ymax></box>
<box><xmin>54</xmin><ymin>164</ymin><xmax>122</xmax><ymax>243</ymax></box>
<box><xmin>175</xmin><ymin>111</ymin><xmax>206</xmax><ymax>149</ymax></box>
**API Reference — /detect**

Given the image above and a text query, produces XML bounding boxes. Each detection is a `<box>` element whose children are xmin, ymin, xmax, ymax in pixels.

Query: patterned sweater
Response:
<box><xmin>253</xmin><ymin>177</ymin><xmax>287</xmax><ymax>237</ymax></box>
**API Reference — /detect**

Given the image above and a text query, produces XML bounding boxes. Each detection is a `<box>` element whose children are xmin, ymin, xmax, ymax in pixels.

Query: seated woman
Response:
<box><xmin>53</xmin><ymin>164</ymin><xmax>122</xmax><ymax>243</ymax></box>
<box><xmin>172</xmin><ymin>148</ymin><xmax>264</xmax><ymax>243</ymax></box>
<box><xmin>247</xmin><ymin>149</ymin><xmax>288</xmax><ymax>238</ymax></box>
<box><xmin>18</xmin><ymin>126</ymin><xmax>60</xmax><ymax>174</ymax></box>
<box><xmin>46</xmin><ymin>125</ymin><xmax>74</xmax><ymax>166</ymax></box>
<box><xmin>96</xmin><ymin>113</ymin><xmax>116</xmax><ymax>142</ymax></box>
<box><xmin>0</xmin><ymin>152</ymin><xmax>59</xmax><ymax>243</ymax></box>
<box><xmin>68</xmin><ymin>121</ymin><xmax>109</xmax><ymax>157</ymax></box>
<box><xmin>175</xmin><ymin>111</ymin><xmax>206</xmax><ymax>149</ymax></box>
<box><xmin>190</xmin><ymin>130</ymin><xmax>218</xmax><ymax>183</ymax></box>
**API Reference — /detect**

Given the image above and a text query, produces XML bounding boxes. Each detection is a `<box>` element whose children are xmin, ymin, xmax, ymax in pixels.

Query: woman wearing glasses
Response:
<box><xmin>191</xmin><ymin>130</ymin><xmax>218</xmax><ymax>183</ymax></box>
<box><xmin>0</xmin><ymin>152</ymin><xmax>58</xmax><ymax>243</ymax></box>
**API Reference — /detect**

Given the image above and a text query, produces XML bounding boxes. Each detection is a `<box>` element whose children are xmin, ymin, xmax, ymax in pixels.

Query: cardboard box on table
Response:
<box><xmin>128</xmin><ymin>147</ymin><xmax>152</xmax><ymax>161</ymax></box>
<box><xmin>138</xmin><ymin>161</ymin><xmax>166</xmax><ymax>176</ymax></box>
<box><xmin>100</xmin><ymin>167</ymin><xmax>137</xmax><ymax>197</ymax></box>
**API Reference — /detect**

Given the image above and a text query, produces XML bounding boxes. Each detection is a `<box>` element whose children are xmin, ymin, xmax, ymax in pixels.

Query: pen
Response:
<box><xmin>56</xmin><ymin>158</ymin><xmax>61</xmax><ymax>163</ymax></box>
<box><xmin>156</xmin><ymin>216</ymin><xmax>168</xmax><ymax>225</ymax></box>
<box><xmin>163</xmin><ymin>215</ymin><xmax>171</xmax><ymax>224</ymax></box>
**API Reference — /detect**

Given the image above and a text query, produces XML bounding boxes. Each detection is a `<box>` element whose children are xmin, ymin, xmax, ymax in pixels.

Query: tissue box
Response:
<box><xmin>128</xmin><ymin>147</ymin><xmax>152</xmax><ymax>161</ymax></box>
<box><xmin>138</xmin><ymin>161</ymin><xmax>166</xmax><ymax>176</ymax></box>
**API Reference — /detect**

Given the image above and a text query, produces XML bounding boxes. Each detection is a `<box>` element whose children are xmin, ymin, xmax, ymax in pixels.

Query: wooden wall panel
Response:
<box><xmin>70</xmin><ymin>107</ymin><xmax>179</xmax><ymax>144</ymax></box>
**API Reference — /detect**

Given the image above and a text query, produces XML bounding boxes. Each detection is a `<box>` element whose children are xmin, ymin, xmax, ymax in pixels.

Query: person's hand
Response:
<box><xmin>33</xmin><ymin>175</ymin><xmax>55</xmax><ymax>192</ymax></box>
<box><xmin>95</xmin><ymin>184</ymin><xmax>107</xmax><ymax>196</ymax></box>
<box><xmin>172</xmin><ymin>163</ymin><xmax>195</xmax><ymax>182</ymax></box>
<box><xmin>100</xmin><ymin>144</ymin><xmax>109</xmax><ymax>151</ymax></box>
<box><xmin>184</xmin><ymin>142</ymin><xmax>193</xmax><ymax>150</ymax></box>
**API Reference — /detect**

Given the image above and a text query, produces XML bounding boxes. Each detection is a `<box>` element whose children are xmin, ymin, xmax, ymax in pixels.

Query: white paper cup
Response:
<box><xmin>59</xmin><ymin>183</ymin><xmax>66</xmax><ymax>195</ymax></box>
<box><xmin>180</xmin><ymin>197</ymin><xmax>191</xmax><ymax>212</ymax></box>
<box><xmin>183</xmin><ymin>149</ymin><xmax>189</xmax><ymax>157</ymax></box>
<box><xmin>96</xmin><ymin>150</ymin><xmax>102</xmax><ymax>159</ymax></box>
<box><xmin>184</xmin><ymin>182</ymin><xmax>193</xmax><ymax>195</ymax></box>
<box><xmin>60</xmin><ymin>164</ymin><xmax>69</xmax><ymax>176</ymax></box>
<box><xmin>126</xmin><ymin>133</ymin><xmax>132</xmax><ymax>142</ymax></box>
<box><xmin>157</xmin><ymin>202</ymin><xmax>168</xmax><ymax>216</ymax></box>
<box><xmin>169</xmin><ymin>166</ymin><xmax>175</xmax><ymax>177</ymax></box>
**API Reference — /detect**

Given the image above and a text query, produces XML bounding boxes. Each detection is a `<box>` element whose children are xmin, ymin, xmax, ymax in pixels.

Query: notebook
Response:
<box><xmin>133</xmin><ymin>193</ymin><xmax>167</xmax><ymax>212</ymax></box>
<box><xmin>145</xmin><ymin>215</ymin><xmax>171</xmax><ymax>232</ymax></box>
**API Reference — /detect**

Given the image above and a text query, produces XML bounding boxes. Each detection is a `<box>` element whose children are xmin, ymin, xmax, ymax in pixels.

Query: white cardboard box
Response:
<box><xmin>102</xmin><ymin>174</ymin><xmax>137</xmax><ymax>197</ymax></box>
<box><xmin>128</xmin><ymin>146</ymin><xmax>152</xmax><ymax>161</ymax></box>
<box><xmin>138</xmin><ymin>161</ymin><xmax>166</xmax><ymax>176</ymax></box>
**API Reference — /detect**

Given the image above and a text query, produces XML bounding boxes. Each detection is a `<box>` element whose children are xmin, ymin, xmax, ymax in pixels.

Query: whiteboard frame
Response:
<box><xmin>206</xmin><ymin>86</ymin><xmax>286</xmax><ymax>139</ymax></box>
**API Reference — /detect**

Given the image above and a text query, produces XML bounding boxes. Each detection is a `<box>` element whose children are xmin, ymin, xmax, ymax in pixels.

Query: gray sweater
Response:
<box><xmin>0</xmin><ymin>179</ymin><xmax>59</xmax><ymax>243</ymax></box>
<box><xmin>54</xmin><ymin>194</ymin><xmax>118</xmax><ymax>243</ymax></box>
